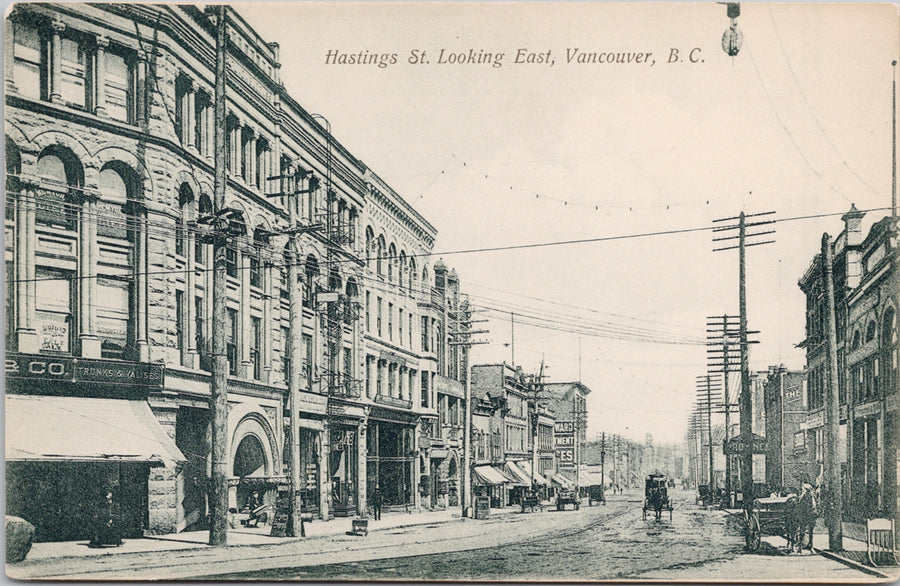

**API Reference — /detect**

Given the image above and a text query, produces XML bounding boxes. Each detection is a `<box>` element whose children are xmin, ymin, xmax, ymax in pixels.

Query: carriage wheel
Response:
<box><xmin>745</xmin><ymin>513</ymin><xmax>761</xmax><ymax>552</ymax></box>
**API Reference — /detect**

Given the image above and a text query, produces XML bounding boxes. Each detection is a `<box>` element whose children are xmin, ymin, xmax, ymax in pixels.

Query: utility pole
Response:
<box><xmin>600</xmin><ymin>432</ymin><xmax>606</xmax><ymax>488</ymax></box>
<box><xmin>696</xmin><ymin>375</ymin><xmax>722</xmax><ymax>491</ymax></box>
<box><xmin>208</xmin><ymin>4</ymin><xmax>229</xmax><ymax>547</ymax></box>
<box><xmin>713</xmin><ymin>209</ymin><xmax>775</xmax><ymax>519</ymax></box>
<box><xmin>449</xmin><ymin>302</ymin><xmax>488</xmax><ymax>518</ymax></box>
<box><xmin>708</xmin><ymin>314</ymin><xmax>742</xmax><ymax>505</ymax></box>
<box><xmin>529</xmin><ymin>360</ymin><xmax>546</xmax><ymax>494</ymax></box>
<box><xmin>822</xmin><ymin>233</ymin><xmax>843</xmax><ymax>550</ymax></box>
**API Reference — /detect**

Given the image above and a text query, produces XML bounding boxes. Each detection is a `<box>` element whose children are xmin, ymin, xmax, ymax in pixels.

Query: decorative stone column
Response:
<box><xmin>15</xmin><ymin>182</ymin><xmax>38</xmax><ymax>353</ymax></box>
<box><xmin>240</xmin><ymin>250</ymin><xmax>252</xmax><ymax>377</ymax></box>
<box><xmin>135</xmin><ymin>49</ymin><xmax>148</xmax><ymax>125</ymax></box>
<box><xmin>262</xmin><ymin>255</ymin><xmax>273</xmax><ymax>383</ymax></box>
<box><xmin>79</xmin><ymin>193</ymin><xmax>101</xmax><ymax>358</ymax></box>
<box><xmin>93</xmin><ymin>35</ymin><xmax>109</xmax><ymax>117</ymax></box>
<box><xmin>135</xmin><ymin>204</ymin><xmax>150</xmax><ymax>361</ymax></box>
<box><xmin>49</xmin><ymin>20</ymin><xmax>65</xmax><ymax>104</ymax></box>
<box><xmin>186</xmin><ymin>80</ymin><xmax>196</xmax><ymax>150</ymax></box>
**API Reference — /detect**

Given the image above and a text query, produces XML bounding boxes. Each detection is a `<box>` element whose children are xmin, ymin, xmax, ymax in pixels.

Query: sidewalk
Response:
<box><xmin>10</xmin><ymin>505</ymin><xmax>522</xmax><ymax>574</ymax></box>
<box><xmin>759</xmin><ymin>524</ymin><xmax>900</xmax><ymax>581</ymax></box>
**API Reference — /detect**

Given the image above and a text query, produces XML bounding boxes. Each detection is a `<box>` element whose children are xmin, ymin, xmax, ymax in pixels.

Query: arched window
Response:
<box><xmin>195</xmin><ymin>194</ymin><xmax>212</xmax><ymax>264</ymax></box>
<box><xmin>866</xmin><ymin>320</ymin><xmax>877</xmax><ymax>343</ymax></box>
<box><xmin>36</xmin><ymin>146</ymin><xmax>83</xmax><ymax>229</ymax></box>
<box><xmin>97</xmin><ymin>161</ymin><xmax>142</xmax><ymax>360</ymax></box>
<box><xmin>409</xmin><ymin>258</ymin><xmax>418</xmax><ymax>292</ymax></box>
<box><xmin>376</xmin><ymin>235</ymin><xmax>385</xmax><ymax>276</ymax></box>
<box><xmin>365</xmin><ymin>226</ymin><xmax>374</xmax><ymax>270</ymax></box>
<box><xmin>303</xmin><ymin>254</ymin><xmax>319</xmax><ymax>308</ymax></box>
<box><xmin>882</xmin><ymin>307</ymin><xmax>897</xmax><ymax>397</ymax></box>
<box><xmin>852</xmin><ymin>330</ymin><xmax>862</xmax><ymax>351</ymax></box>
<box><xmin>175</xmin><ymin>183</ymin><xmax>194</xmax><ymax>257</ymax></box>
<box><xmin>250</xmin><ymin>226</ymin><xmax>270</xmax><ymax>289</ymax></box>
<box><xmin>387</xmin><ymin>243</ymin><xmax>397</xmax><ymax>282</ymax></box>
<box><xmin>329</xmin><ymin>267</ymin><xmax>342</xmax><ymax>292</ymax></box>
<box><xmin>398</xmin><ymin>251</ymin><xmax>407</xmax><ymax>289</ymax></box>
<box><xmin>422</xmin><ymin>265</ymin><xmax>429</xmax><ymax>288</ymax></box>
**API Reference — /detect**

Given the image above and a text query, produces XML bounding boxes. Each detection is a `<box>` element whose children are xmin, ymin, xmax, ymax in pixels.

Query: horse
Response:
<box><xmin>785</xmin><ymin>488</ymin><xmax>818</xmax><ymax>553</ymax></box>
<box><xmin>647</xmin><ymin>487</ymin><xmax>666</xmax><ymax>521</ymax></box>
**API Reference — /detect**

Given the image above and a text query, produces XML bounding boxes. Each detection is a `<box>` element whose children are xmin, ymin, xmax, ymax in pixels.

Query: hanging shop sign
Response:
<box><xmin>723</xmin><ymin>433</ymin><xmax>767</xmax><ymax>455</ymax></box>
<box><xmin>6</xmin><ymin>353</ymin><xmax>165</xmax><ymax>388</ymax></box>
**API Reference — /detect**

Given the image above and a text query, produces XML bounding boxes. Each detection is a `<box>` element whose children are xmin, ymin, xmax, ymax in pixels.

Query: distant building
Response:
<box><xmin>763</xmin><ymin>366</ymin><xmax>809</xmax><ymax>492</ymax></box>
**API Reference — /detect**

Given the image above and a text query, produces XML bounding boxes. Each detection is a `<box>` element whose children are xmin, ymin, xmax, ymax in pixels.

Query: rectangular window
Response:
<box><xmin>227</xmin><ymin>308</ymin><xmax>238</xmax><ymax>376</ymax></box>
<box><xmin>60</xmin><ymin>36</ymin><xmax>87</xmax><ymax>109</ymax></box>
<box><xmin>409</xmin><ymin>314</ymin><xmax>413</xmax><ymax>347</ymax></box>
<box><xmin>365</xmin><ymin>291</ymin><xmax>371</xmax><ymax>332</ymax></box>
<box><xmin>421</xmin><ymin>316</ymin><xmax>429</xmax><ymax>352</ymax></box>
<box><xmin>104</xmin><ymin>49</ymin><xmax>133</xmax><ymax>123</ymax></box>
<box><xmin>376</xmin><ymin>361</ymin><xmax>384</xmax><ymax>396</ymax></box>
<box><xmin>12</xmin><ymin>21</ymin><xmax>43</xmax><ymax>99</ymax></box>
<box><xmin>225</xmin><ymin>247</ymin><xmax>238</xmax><ymax>278</ymax></box>
<box><xmin>376</xmin><ymin>297</ymin><xmax>383</xmax><ymax>337</ymax></box>
<box><xmin>343</xmin><ymin>347</ymin><xmax>352</xmax><ymax>384</ymax></box>
<box><xmin>421</xmin><ymin>372</ymin><xmax>429</xmax><ymax>408</ymax></box>
<box><xmin>398</xmin><ymin>308</ymin><xmax>404</xmax><ymax>346</ymax></box>
<box><xmin>250</xmin><ymin>316</ymin><xmax>261</xmax><ymax>380</ymax></box>
<box><xmin>175</xmin><ymin>290</ymin><xmax>184</xmax><ymax>351</ymax></box>
<box><xmin>35</xmin><ymin>267</ymin><xmax>74</xmax><ymax>353</ymax></box>
<box><xmin>249</xmin><ymin>255</ymin><xmax>260</xmax><ymax>288</ymax></box>
<box><xmin>93</xmin><ymin>277</ymin><xmax>131</xmax><ymax>360</ymax></box>
<box><xmin>194</xmin><ymin>92</ymin><xmax>209</xmax><ymax>154</ymax></box>
<box><xmin>282</xmin><ymin>326</ymin><xmax>291</xmax><ymax>383</ymax></box>
<box><xmin>280</xmin><ymin>262</ymin><xmax>290</xmax><ymax>301</ymax></box>
<box><xmin>303</xmin><ymin>333</ymin><xmax>313</xmax><ymax>391</ymax></box>
<box><xmin>388</xmin><ymin>302</ymin><xmax>393</xmax><ymax>341</ymax></box>
<box><xmin>195</xmin><ymin>296</ymin><xmax>207</xmax><ymax>370</ymax></box>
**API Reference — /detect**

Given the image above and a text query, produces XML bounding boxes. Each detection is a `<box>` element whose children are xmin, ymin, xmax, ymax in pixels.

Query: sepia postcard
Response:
<box><xmin>4</xmin><ymin>1</ymin><xmax>900</xmax><ymax>582</ymax></box>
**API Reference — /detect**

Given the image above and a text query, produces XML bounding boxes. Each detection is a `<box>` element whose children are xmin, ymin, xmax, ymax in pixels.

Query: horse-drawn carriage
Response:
<box><xmin>643</xmin><ymin>474</ymin><xmax>673</xmax><ymax>521</ymax></box>
<box><xmin>742</xmin><ymin>493</ymin><xmax>817</xmax><ymax>553</ymax></box>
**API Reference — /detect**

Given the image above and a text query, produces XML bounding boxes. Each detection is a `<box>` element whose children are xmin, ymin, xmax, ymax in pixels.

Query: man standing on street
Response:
<box><xmin>372</xmin><ymin>486</ymin><xmax>383</xmax><ymax>521</ymax></box>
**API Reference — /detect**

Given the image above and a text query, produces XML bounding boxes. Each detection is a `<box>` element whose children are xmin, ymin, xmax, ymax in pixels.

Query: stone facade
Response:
<box><xmin>5</xmin><ymin>3</ymin><xmax>467</xmax><ymax>538</ymax></box>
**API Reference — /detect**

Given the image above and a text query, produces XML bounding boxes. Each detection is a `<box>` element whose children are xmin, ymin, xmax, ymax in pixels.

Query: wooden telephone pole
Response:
<box><xmin>713</xmin><ymin>209</ymin><xmax>775</xmax><ymax>520</ymax></box>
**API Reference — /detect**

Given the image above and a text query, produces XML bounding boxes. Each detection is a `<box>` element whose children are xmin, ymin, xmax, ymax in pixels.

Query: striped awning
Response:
<box><xmin>551</xmin><ymin>473</ymin><xmax>575</xmax><ymax>489</ymax></box>
<box><xmin>503</xmin><ymin>461</ymin><xmax>532</xmax><ymax>486</ymax></box>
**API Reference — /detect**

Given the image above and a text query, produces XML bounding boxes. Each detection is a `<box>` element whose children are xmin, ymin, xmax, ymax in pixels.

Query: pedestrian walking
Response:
<box><xmin>89</xmin><ymin>487</ymin><xmax>122</xmax><ymax>548</ymax></box>
<box><xmin>371</xmin><ymin>486</ymin><xmax>383</xmax><ymax>521</ymax></box>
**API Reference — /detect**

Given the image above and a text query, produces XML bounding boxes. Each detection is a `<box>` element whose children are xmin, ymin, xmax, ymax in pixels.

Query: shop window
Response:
<box><xmin>35</xmin><ymin>267</ymin><xmax>75</xmax><ymax>353</ymax></box>
<box><xmin>421</xmin><ymin>373</ymin><xmax>429</xmax><ymax>408</ymax></box>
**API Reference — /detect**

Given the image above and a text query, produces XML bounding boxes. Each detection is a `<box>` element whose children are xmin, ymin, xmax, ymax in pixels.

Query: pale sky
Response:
<box><xmin>238</xmin><ymin>2</ymin><xmax>898</xmax><ymax>444</ymax></box>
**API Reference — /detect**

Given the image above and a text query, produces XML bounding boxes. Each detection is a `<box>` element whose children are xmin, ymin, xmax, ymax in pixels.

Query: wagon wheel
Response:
<box><xmin>745</xmin><ymin>512</ymin><xmax>761</xmax><ymax>552</ymax></box>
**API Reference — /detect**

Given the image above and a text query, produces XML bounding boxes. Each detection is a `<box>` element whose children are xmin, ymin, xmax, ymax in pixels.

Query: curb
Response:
<box><xmin>816</xmin><ymin>548</ymin><xmax>892</xmax><ymax>579</ymax></box>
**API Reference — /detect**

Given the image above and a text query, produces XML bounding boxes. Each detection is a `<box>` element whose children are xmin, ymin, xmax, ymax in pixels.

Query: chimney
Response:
<box><xmin>842</xmin><ymin>204</ymin><xmax>866</xmax><ymax>288</ymax></box>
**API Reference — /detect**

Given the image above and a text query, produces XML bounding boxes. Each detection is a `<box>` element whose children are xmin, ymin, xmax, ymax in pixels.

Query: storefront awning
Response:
<box><xmin>6</xmin><ymin>394</ymin><xmax>186</xmax><ymax>468</ymax></box>
<box><xmin>551</xmin><ymin>473</ymin><xmax>574</xmax><ymax>489</ymax></box>
<box><xmin>579</xmin><ymin>470</ymin><xmax>604</xmax><ymax>486</ymax></box>
<box><xmin>473</xmin><ymin>465</ymin><xmax>511</xmax><ymax>485</ymax></box>
<box><xmin>503</xmin><ymin>460</ymin><xmax>532</xmax><ymax>486</ymax></box>
<box><xmin>516</xmin><ymin>460</ymin><xmax>550</xmax><ymax>485</ymax></box>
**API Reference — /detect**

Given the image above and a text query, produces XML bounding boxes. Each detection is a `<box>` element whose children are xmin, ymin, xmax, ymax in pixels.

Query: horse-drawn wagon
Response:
<box><xmin>643</xmin><ymin>474</ymin><xmax>673</xmax><ymax>521</ymax></box>
<box><xmin>742</xmin><ymin>493</ymin><xmax>816</xmax><ymax>553</ymax></box>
